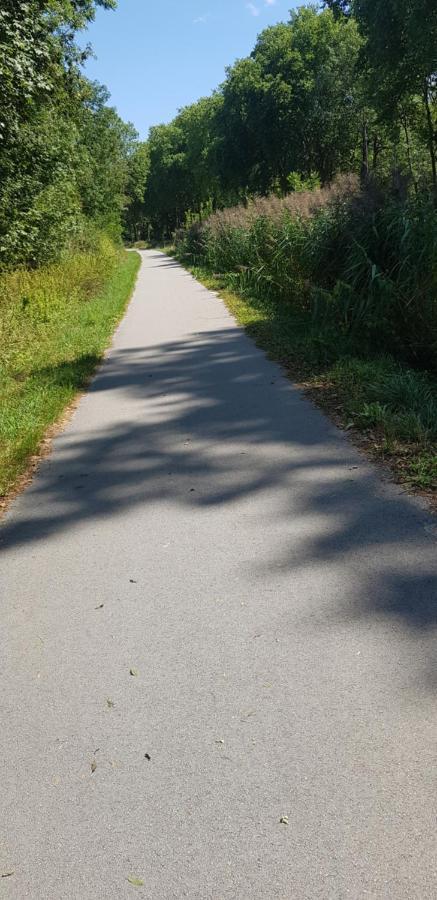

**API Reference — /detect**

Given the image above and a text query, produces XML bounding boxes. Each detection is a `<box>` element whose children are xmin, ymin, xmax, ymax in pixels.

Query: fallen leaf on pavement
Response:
<box><xmin>241</xmin><ymin>710</ymin><xmax>256</xmax><ymax>721</ymax></box>
<box><xmin>91</xmin><ymin>760</ymin><xmax>97</xmax><ymax>774</ymax></box>
<box><xmin>280</xmin><ymin>816</ymin><xmax>289</xmax><ymax>825</ymax></box>
<box><xmin>127</xmin><ymin>876</ymin><xmax>144</xmax><ymax>886</ymax></box>
<box><xmin>130</xmin><ymin>668</ymin><xmax>139</xmax><ymax>677</ymax></box>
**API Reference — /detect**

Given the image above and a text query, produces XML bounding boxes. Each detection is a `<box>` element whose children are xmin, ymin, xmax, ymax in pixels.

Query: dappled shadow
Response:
<box><xmin>148</xmin><ymin>260</ymin><xmax>188</xmax><ymax>269</ymax></box>
<box><xmin>366</xmin><ymin>572</ymin><xmax>437</xmax><ymax>629</ymax></box>
<box><xmin>1</xmin><ymin>327</ymin><xmax>344</xmax><ymax>534</ymax></box>
<box><xmin>142</xmin><ymin>251</ymin><xmax>183</xmax><ymax>269</ymax></box>
<box><xmin>1</xmin><ymin>317</ymin><xmax>436</xmax><ymax>688</ymax></box>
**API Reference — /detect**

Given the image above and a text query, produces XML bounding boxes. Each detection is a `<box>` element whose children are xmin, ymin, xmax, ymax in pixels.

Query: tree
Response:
<box><xmin>0</xmin><ymin>106</ymin><xmax>84</xmax><ymax>267</ymax></box>
<box><xmin>0</xmin><ymin>1</ymin><xmax>115</xmax><ymax>143</ymax></box>
<box><xmin>218</xmin><ymin>56</ymin><xmax>270</xmax><ymax>197</ymax></box>
<box><xmin>0</xmin><ymin>0</ymin><xmax>139</xmax><ymax>268</ymax></box>
<box><xmin>124</xmin><ymin>143</ymin><xmax>150</xmax><ymax>242</ymax></box>
<box><xmin>78</xmin><ymin>83</ymin><xmax>138</xmax><ymax>239</ymax></box>
<box><xmin>139</xmin><ymin>0</ymin><xmax>435</xmax><ymax>237</ymax></box>
<box><xmin>352</xmin><ymin>0</ymin><xmax>437</xmax><ymax>194</ymax></box>
<box><xmin>175</xmin><ymin>95</ymin><xmax>223</xmax><ymax>212</ymax></box>
<box><xmin>322</xmin><ymin>1</ymin><xmax>352</xmax><ymax>17</ymax></box>
<box><xmin>142</xmin><ymin>94</ymin><xmax>223</xmax><ymax>238</ymax></box>
<box><xmin>218</xmin><ymin>8</ymin><xmax>362</xmax><ymax>189</ymax></box>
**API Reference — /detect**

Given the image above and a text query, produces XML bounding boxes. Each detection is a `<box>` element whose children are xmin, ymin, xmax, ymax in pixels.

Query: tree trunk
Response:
<box><xmin>361</xmin><ymin>120</ymin><xmax>369</xmax><ymax>184</ymax></box>
<box><xmin>424</xmin><ymin>80</ymin><xmax>437</xmax><ymax>202</ymax></box>
<box><xmin>372</xmin><ymin>134</ymin><xmax>381</xmax><ymax>171</ymax></box>
<box><xmin>401</xmin><ymin>111</ymin><xmax>418</xmax><ymax>195</ymax></box>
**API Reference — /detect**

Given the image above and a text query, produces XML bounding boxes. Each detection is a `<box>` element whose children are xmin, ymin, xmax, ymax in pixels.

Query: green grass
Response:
<box><xmin>0</xmin><ymin>246</ymin><xmax>140</xmax><ymax>500</ymax></box>
<box><xmin>182</xmin><ymin>263</ymin><xmax>437</xmax><ymax>496</ymax></box>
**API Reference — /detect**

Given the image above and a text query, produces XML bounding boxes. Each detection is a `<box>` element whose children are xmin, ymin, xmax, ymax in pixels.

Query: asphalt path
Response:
<box><xmin>1</xmin><ymin>250</ymin><xmax>436</xmax><ymax>899</ymax></box>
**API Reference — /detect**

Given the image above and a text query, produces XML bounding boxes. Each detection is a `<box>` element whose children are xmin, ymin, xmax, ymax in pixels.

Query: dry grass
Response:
<box><xmin>206</xmin><ymin>174</ymin><xmax>359</xmax><ymax>233</ymax></box>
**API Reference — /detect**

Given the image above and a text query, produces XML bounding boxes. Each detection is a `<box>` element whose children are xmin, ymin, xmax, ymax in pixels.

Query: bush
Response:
<box><xmin>175</xmin><ymin>179</ymin><xmax>437</xmax><ymax>372</ymax></box>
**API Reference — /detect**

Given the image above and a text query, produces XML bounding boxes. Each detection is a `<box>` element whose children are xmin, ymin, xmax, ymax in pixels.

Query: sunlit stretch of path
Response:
<box><xmin>1</xmin><ymin>251</ymin><xmax>436</xmax><ymax>899</ymax></box>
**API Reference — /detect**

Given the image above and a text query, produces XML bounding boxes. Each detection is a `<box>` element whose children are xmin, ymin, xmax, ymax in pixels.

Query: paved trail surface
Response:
<box><xmin>1</xmin><ymin>250</ymin><xmax>437</xmax><ymax>899</ymax></box>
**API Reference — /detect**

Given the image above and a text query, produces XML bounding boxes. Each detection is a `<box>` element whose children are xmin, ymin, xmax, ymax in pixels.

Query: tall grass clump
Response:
<box><xmin>176</xmin><ymin>178</ymin><xmax>437</xmax><ymax>372</ymax></box>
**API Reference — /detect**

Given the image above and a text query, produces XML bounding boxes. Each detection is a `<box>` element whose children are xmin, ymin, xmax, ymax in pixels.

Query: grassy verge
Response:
<box><xmin>0</xmin><ymin>246</ymin><xmax>140</xmax><ymax>502</ymax></box>
<box><xmin>175</xmin><ymin>256</ymin><xmax>436</xmax><ymax>501</ymax></box>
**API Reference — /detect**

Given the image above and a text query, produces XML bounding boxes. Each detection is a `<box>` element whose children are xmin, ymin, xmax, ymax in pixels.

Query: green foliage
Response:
<box><xmin>175</xmin><ymin>183</ymin><xmax>437</xmax><ymax>372</ymax></box>
<box><xmin>287</xmin><ymin>172</ymin><xmax>321</xmax><ymax>193</ymax></box>
<box><xmin>323</xmin><ymin>0</ymin><xmax>437</xmax><ymax>191</ymax></box>
<box><xmin>354</xmin><ymin>0</ymin><xmax>437</xmax><ymax>97</ymax></box>
<box><xmin>140</xmin><ymin>94</ymin><xmax>222</xmax><ymax>239</ymax></box>
<box><xmin>124</xmin><ymin>144</ymin><xmax>150</xmax><ymax>243</ymax></box>
<box><xmin>78</xmin><ymin>85</ymin><xmax>138</xmax><ymax>240</ymax></box>
<box><xmin>132</xmin><ymin>3</ymin><xmax>436</xmax><ymax>239</ymax></box>
<box><xmin>213</xmin><ymin>7</ymin><xmax>361</xmax><ymax>196</ymax></box>
<box><xmin>0</xmin><ymin>0</ymin><xmax>115</xmax><ymax>143</ymax></box>
<box><xmin>330</xmin><ymin>357</ymin><xmax>437</xmax><ymax>443</ymax></box>
<box><xmin>0</xmin><ymin>107</ymin><xmax>83</xmax><ymax>267</ymax></box>
<box><xmin>0</xmin><ymin>1</ymin><xmax>135</xmax><ymax>269</ymax></box>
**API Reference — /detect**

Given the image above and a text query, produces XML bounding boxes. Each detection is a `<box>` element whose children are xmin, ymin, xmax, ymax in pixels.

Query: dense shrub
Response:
<box><xmin>176</xmin><ymin>180</ymin><xmax>437</xmax><ymax>372</ymax></box>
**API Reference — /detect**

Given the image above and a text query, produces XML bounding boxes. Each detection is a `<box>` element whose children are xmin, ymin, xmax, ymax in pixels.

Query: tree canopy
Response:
<box><xmin>0</xmin><ymin>0</ymin><xmax>135</xmax><ymax>267</ymax></box>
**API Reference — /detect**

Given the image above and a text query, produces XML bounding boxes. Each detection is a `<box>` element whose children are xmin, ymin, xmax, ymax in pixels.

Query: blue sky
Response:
<box><xmin>83</xmin><ymin>0</ymin><xmax>297</xmax><ymax>139</ymax></box>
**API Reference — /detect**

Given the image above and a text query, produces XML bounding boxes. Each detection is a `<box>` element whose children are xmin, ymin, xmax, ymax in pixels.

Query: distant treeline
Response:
<box><xmin>124</xmin><ymin>0</ymin><xmax>437</xmax><ymax>241</ymax></box>
<box><xmin>0</xmin><ymin>1</ymin><xmax>136</xmax><ymax>269</ymax></box>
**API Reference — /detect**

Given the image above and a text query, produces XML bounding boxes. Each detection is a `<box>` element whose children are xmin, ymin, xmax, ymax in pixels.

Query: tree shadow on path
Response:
<box><xmin>1</xmin><ymin>324</ymin><xmax>436</xmax><ymax>687</ymax></box>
